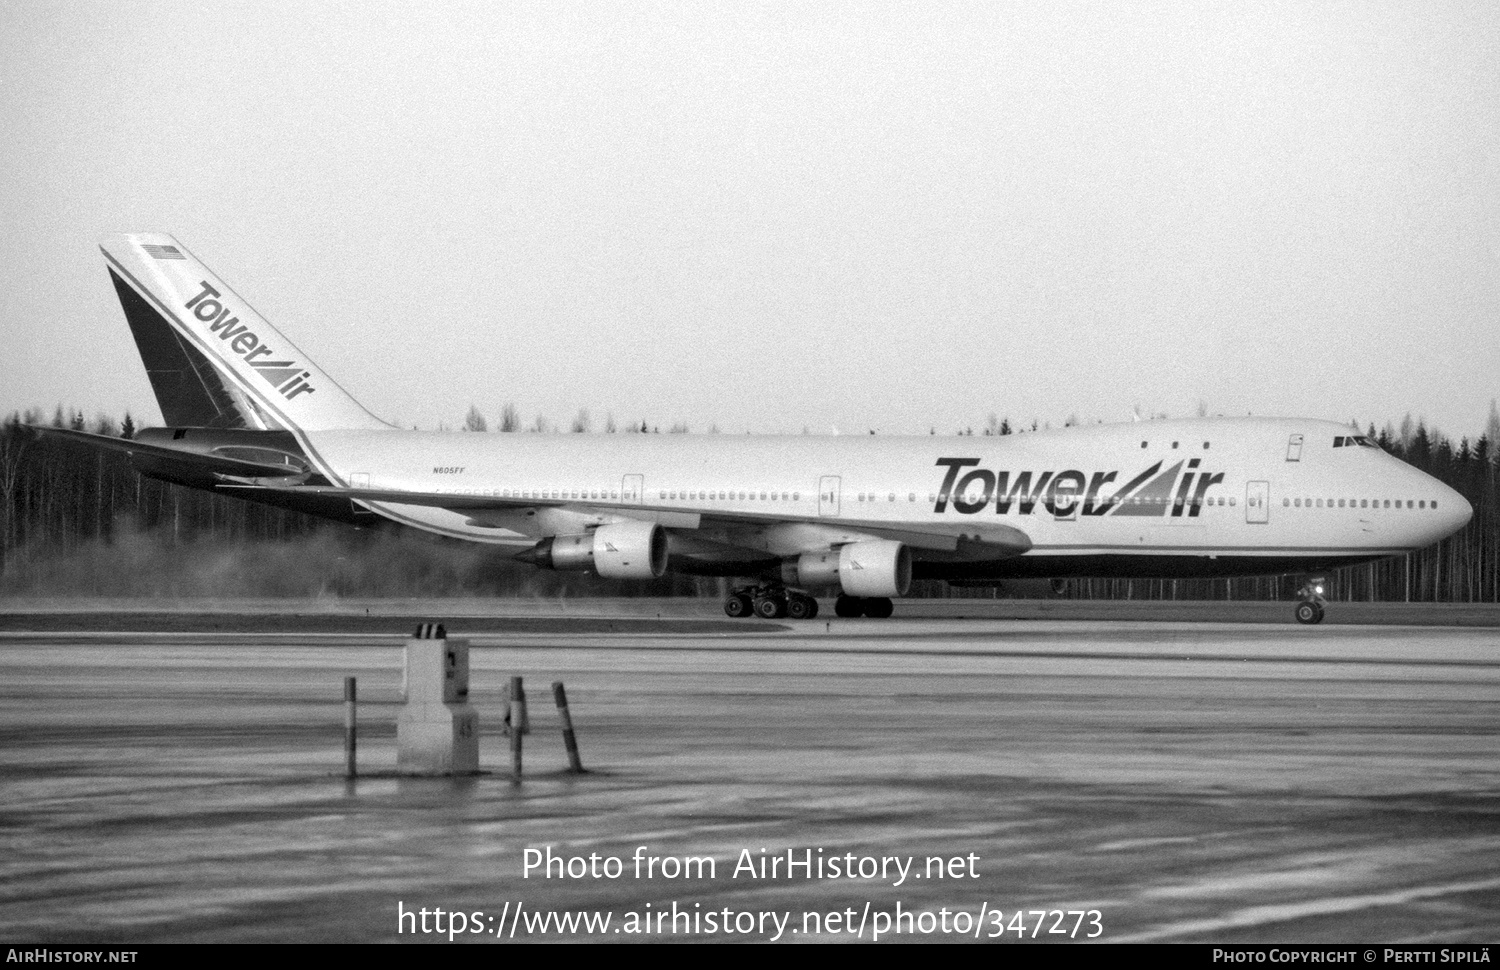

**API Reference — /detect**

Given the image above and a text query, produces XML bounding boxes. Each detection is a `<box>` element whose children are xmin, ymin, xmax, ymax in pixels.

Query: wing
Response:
<box><xmin>221</xmin><ymin>480</ymin><xmax>1032</xmax><ymax>557</ymax></box>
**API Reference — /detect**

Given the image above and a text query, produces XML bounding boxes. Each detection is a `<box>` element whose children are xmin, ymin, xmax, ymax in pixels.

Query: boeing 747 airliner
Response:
<box><xmin>40</xmin><ymin>234</ymin><xmax>1473</xmax><ymax>623</ymax></box>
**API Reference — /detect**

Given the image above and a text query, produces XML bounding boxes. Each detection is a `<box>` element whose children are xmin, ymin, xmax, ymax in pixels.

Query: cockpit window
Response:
<box><xmin>1333</xmin><ymin>435</ymin><xmax>1378</xmax><ymax>449</ymax></box>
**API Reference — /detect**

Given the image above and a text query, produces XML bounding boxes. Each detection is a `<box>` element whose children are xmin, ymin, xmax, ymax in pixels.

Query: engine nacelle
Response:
<box><xmin>543</xmin><ymin>533</ymin><xmax>598</xmax><ymax>571</ymax></box>
<box><xmin>517</xmin><ymin>521</ymin><xmax>668</xmax><ymax>579</ymax></box>
<box><xmin>593</xmin><ymin>521</ymin><xmax>668</xmax><ymax>578</ymax></box>
<box><xmin>838</xmin><ymin>540</ymin><xmax>912</xmax><ymax>597</ymax></box>
<box><xmin>783</xmin><ymin>540</ymin><xmax>911</xmax><ymax>597</ymax></box>
<box><xmin>781</xmin><ymin>549</ymin><xmax>842</xmax><ymax>589</ymax></box>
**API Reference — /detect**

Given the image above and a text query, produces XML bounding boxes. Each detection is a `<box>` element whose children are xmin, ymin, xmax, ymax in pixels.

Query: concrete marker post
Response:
<box><xmin>344</xmin><ymin>676</ymin><xmax>357</xmax><ymax>779</ymax></box>
<box><xmin>509</xmin><ymin>676</ymin><xmax>525</xmax><ymax>780</ymax></box>
<box><xmin>552</xmin><ymin>681</ymin><xmax>584</xmax><ymax>773</ymax></box>
<box><xmin>504</xmin><ymin>686</ymin><xmax>531</xmax><ymax>736</ymax></box>
<box><xmin>396</xmin><ymin>623</ymin><xmax>479</xmax><ymax>775</ymax></box>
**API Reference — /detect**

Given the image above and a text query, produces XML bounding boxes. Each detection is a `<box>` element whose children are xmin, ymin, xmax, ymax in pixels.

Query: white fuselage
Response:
<box><xmin>298</xmin><ymin>416</ymin><xmax>1470</xmax><ymax>579</ymax></box>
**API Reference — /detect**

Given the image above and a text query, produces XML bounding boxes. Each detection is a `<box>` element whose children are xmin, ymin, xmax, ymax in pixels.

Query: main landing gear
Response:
<box><xmin>723</xmin><ymin>584</ymin><xmax>820</xmax><ymax>620</ymax></box>
<box><xmin>1294</xmin><ymin>577</ymin><xmax>1327</xmax><ymax>625</ymax></box>
<box><xmin>723</xmin><ymin>585</ymin><xmax>897</xmax><ymax>620</ymax></box>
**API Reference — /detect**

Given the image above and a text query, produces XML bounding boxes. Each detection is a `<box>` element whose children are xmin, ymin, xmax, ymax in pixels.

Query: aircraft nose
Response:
<box><xmin>1443</xmin><ymin>485</ymin><xmax>1474</xmax><ymax>535</ymax></box>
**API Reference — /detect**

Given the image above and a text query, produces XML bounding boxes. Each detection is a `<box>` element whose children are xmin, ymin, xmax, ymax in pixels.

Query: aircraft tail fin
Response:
<box><xmin>106</xmin><ymin>266</ymin><xmax>260</xmax><ymax>429</ymax></box>
<box><xmin>99</xmin><ymin>233</ymin><xmax>390</xmax><ymax>432</ymax></box>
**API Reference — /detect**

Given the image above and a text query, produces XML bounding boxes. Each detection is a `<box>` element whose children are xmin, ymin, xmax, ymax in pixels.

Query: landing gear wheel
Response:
<box><xmin>834</xmin><ymin>594</ymin><xmax>864</xmax><ymax>618</ymax></box>
<box><xmin>1293</xmin><ymin>576</ymin><xmax>1328</xmax><ymax>625</ymax></box>
<box><xmin>786</xmin><ymin>594</ymin><xmax>819</xmax><ymax>620</ymax></box>
<box><xmin>1295</xmin><ymin>601</ymin><xmax>1324</xmax><ymax>625</ymax></box>
<box><xmin>724</xmin><ymin>593</ymin><xmax>753</xmax><ymax>618</ymax></box>
<box><xmin>864</xmin><ymin>597</ymin><xmax>894</xmax><ymax>619</ymax></box>
<box><xmin>754</xmin><ymin>595</ymin><xmax>788</xmax><ymax>619</ymax></box>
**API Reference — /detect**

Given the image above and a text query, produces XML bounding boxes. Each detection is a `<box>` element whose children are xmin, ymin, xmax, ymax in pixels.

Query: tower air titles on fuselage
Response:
<box><xmin>933</xmin><ymin>457</ymin><xmax>1224</xmax><ymax>518</ymax></box>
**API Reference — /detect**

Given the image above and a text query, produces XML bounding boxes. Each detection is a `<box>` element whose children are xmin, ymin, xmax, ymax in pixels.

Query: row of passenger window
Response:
<box><xmin>503</xmin><ymin>488</ymin><xmax>620</xmax><ymax>500</ymax></box>
<box><xmin>1285</xmin><ymin>497</ymin><xmax>1437</xmax><ymax>510</ymax></box>
<box><xmin>494</xmin><ymin>487</ymin><xmax>1437</xmax><ymax>513</ymax></box>
<box><xmin>489</xmin><ymin>489</ymin><xmax>816</xmax><ymax>504</ymax></box>
<box><xmin>853</xmin><ymin>491</ymin><xmax>1236</xmax><ymax>508</ymax></box>
<box><xmin>660</xmin><ymin>490</ymin><xmax>800</xmax><ymax>502</ymax></box>
<box><xmin>498</xmin><ymin>488</ymin><xmax>806</xmax><ymax>502</ymax></box>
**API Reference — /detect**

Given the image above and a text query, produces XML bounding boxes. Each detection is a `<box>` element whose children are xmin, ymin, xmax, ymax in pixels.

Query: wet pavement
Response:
<box><xmin>0</xmin><ymin>601</ymin><xmax>1497</xmax><ymax>942</ymax></box>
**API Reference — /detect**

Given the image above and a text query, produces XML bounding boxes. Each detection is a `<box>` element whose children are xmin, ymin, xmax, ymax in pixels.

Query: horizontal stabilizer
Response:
<box><xmin>29</xmin><ymin>426</ymin><xmax>311</xmax><ymax>478</ymax></box>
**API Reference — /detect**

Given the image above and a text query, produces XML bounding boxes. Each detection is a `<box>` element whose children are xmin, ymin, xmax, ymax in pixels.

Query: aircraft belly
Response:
<box><xmin>665</xmin><ymin>532</ymin><xmax>780</xmax><ymax>574</ymax></box>
<box><xmin>919</xmin><ymin>549</ymin><xmax>1400</xmax><ymax>581</ymax></box>
<box><xmin>716</xmin><ymin>522</ymin><xmax>886</xmax><ymax>557</ymax></box>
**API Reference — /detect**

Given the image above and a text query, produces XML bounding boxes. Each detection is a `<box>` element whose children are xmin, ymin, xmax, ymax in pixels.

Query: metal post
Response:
<box><xmin>509</xmin><ymin>676</ymin><xmax>525</xmax><ymax>779</ymax></box>
<box><xmin>344</xmin><ymin>676</ymin><xmax>357</xmax><ymax>779</ymax></box>
<box><xmin>552</xmin><ymin>681</ymin><xmax>583</xmax><ymax>773</ymax></box>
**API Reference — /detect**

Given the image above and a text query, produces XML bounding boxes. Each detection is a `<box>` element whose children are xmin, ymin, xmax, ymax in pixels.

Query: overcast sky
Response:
<box><xmin>2</xmin><ymin>1</ymin><xmax>1497</xmax><ymax>439</ymax></box>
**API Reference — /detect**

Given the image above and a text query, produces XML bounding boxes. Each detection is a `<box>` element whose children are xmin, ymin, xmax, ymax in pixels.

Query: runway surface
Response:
<box><xmin>1</xmin><ymin>599</ymin><xmax>1498</xmax><ymax>943</ymax></box>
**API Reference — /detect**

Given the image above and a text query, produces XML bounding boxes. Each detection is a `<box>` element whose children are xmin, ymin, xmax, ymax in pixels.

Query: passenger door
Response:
<box><xmin>1246</xmin><ymin>481</ymin><xmax>1269</xmax><ymax>524</ymax></box>
<box><xmin>819</xmin><ymin>476</ymin><xmax>841</xmax><ymax>516</ymax></box>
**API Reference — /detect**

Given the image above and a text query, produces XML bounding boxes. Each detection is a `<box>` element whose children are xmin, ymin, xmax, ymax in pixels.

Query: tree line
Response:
<box><xmin>2</xmin><ymin>403</ymin><xmax>1498</xmax><ymax>603</ymax></box>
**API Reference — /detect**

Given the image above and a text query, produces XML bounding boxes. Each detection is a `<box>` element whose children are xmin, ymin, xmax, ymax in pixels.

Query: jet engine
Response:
<box><xmin>781</xmin><ymin>539</ymin><xmax>911</xmax><ymax>598</ymax></box>
<box><xmin>516</xmin><ymin>521</ymin><xmax>668</xmax><ymax>579</ymax></box>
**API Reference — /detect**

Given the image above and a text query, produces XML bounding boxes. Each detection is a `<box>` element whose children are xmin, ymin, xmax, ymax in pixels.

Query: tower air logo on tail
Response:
<box><xmin>183</xmin><ymin>281</ymin><xmax>316</xmax><ymax>401</ymax></box>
